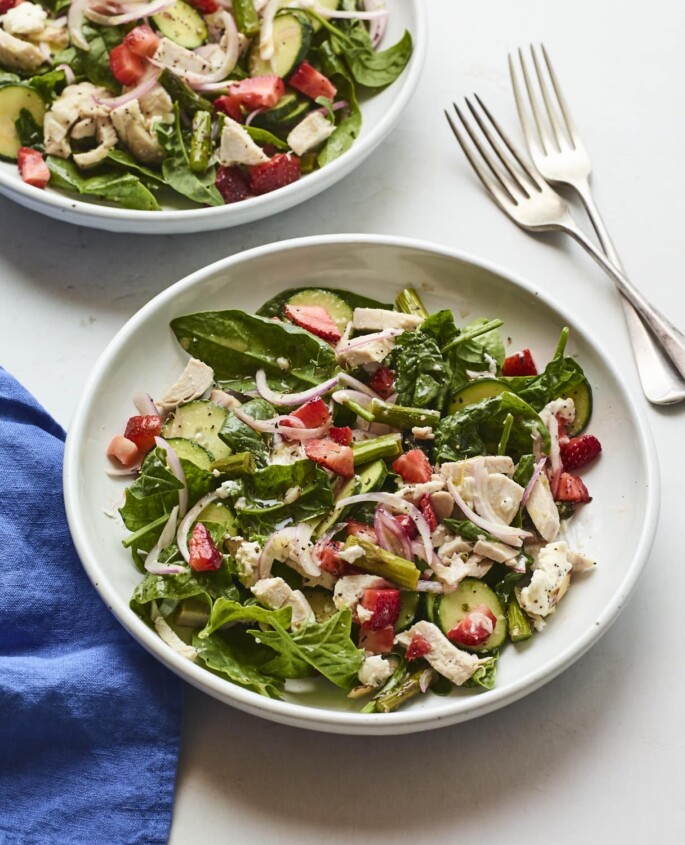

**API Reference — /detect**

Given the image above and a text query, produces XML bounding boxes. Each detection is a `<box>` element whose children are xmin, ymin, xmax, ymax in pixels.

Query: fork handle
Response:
<box><xmin>563</xmin><ymin>216</ymin><xmax>685</xmax><ymax>382</ymax></box>
<box><xmin>573</xmin><ymin>179</ymin><xmax>685</xmax><ymax>404</ymax></box>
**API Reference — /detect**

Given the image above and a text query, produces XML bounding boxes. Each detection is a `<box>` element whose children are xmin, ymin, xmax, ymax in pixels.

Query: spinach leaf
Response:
<box><xmin>244</xmin><ymin>125</ymin><xmax>289</xmax><ymax>151</ymax></box>
<box><xmin>461</xmin><ymin>317</ymin><xmax>506</xmax><ymax>368</ymax></box>
<box><xmin>83</xmin><ymin>29</ymin><xmax>122</xmax><ymax>90</ymax></box>
<box><xmin>28</xmin><ymin>68</ymin><xmax>68</xmax><ymax>101</ymax></box>
<box><xmin>443</xmin><ymin>518</ymin><xmax>500</xmax><ymax>544</ymax></box>
<box><xmin>492</xmin><ymin>568</ymin><xmax>526</xmax><ymax>608</ymax></box>
<box><xmin>464</xmin><ymin>651</ymin><xmax>498</xmax><ymax>690</ymax></box>
<box><xmin>317</xmin><ymin>49</ymin><xmax>361</xmax><ymax>166</ymax></box>
<box><xmin>256</xmin><ymin>286</ymin><xmax>391</xmax><ymax>320</ymax></box>
<box><xmin>46</xmin><ymin>157</ymin><xmax>161</xmax><ymax>211</ymax></box>
<box><xmin>15</xmin><ymin>108</ymin><xmax>43</xmax><ymax>147</ymax></box>
<box><xmin>193</xmin><ymin>632</ymin><xmax>283</xmax><ymax>698</ymax></box>
<box><xmin>199</xmin><ymin>598</ymin><xmax>293</xmax><ymax>637</ymax></box>
<box><xmin>107</xmin><ymin>149</ymin><xmax>166</xmax><ymax>184</ymax></box>
<box><xmin>343</xmin><ymin>29</ymin><xmax>413</xmax><ymax>89</ymax></box>
<box><xmin>220</xmin><ymin>398</ymin><xmax>274</xmax><ymax>468</ymax></box>
<box><xmin>390</xmin><ymin>330</ymin><xmax>447</xmax><ymax>409</ymax></box>
<box><xmin>434</xmin><ymin>392</ymin><xmax>550</xmax><ymax>463</ymax></box>
<box><xmin>170</xmin><ymin>309</ymin><xmax>336</xmax><ymax>388</ymax></box>
<box><xmin>512</xmin><ymin>453</ymin><xmax>535</xmax><ymax>488</ymax></box>
<box><xmin>131</xmin><ymin>565</ymin><xmax>239</xmax><ymax>615</ymax></box>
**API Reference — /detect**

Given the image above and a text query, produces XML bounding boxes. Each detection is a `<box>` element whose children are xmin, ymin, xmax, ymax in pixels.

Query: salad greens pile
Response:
<box><xmin>108</xmin><ymin>284</ymin><xmax>600</xmax><ymax>714</ymax></box>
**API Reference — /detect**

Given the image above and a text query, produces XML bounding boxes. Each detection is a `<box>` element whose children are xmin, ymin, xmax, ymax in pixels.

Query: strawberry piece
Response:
<box><xmin>419</xmin><ymin>493</ymin><xmax>438</xmax><ymax>533</ymax></box>
<box><xmin>123</xmin><ymin>24</ymin><xmax>159</xmax><ymax>58</ymax></box>
<box><xmin>123</xmin><ymin>414</ymin><xmax>162</xmax><ymax>454</ymax></box>
<box><xmin>394</xmin><ymin>513</ymin><xmax>418</xmax><ymax>540</ymax></box>
<box><xmin>369</xmin><ymin>366</ymin><xmax>395</xmax><ymax>399</ymax></box>
<box><xmin>190</xmin><ymin>0</ymin><xmax>218</xmax><ymax>12</ymax></box>
<box><xmin>360</xmin><ymin>589</ymin><xmax>401</xmax><ymax>630</ymax></box>
<box><xmin>346</xmin><ymin>520</ymin><xmax>377</xmax><ymax>544</ymax></box>
<box><xmin>213</xmin><ymin>94</ymin><xmax>244</xmax><ymax>123</ymax></box>
<box><xmin>501</xmin><ymin>348</ymin><xmax>538</xmax><ymax>377</ymax></box>
<box><xmin>0</xmin><ymin>0</ymin><xmax>19</xmax><ymax>12</ymax></box>
<box><xmin>189</xmin><ymin>523</ymin><xmax>222</xmax><ymax>572</ymax></box>
<box><xmin>315</xmin><ymin>540</ymin><xmax>346</xmax><ymax>577</ymax></box>
<box><xmin>405</xmin><ymin>633</ymin><xmax>431</xmax><ymax>661</ymax></box>
<box><xmin>329</xmin><ymin>426</ymin><xmax>353</xmax><ymax>446</ymax></box>
<box><xmin>215</xmin><ymin>165</ymin><xmax>250</xmax><ymax>203</ymax></box>
<box><xmin>560</xmin><ymin>434</ymin><xmax>602</xmax><ymax>471</ymax></box>
<box><xmin>229</xmin><ymin>75</ymin><xmax>286</xmax><ymax>109</ymax></box>
<box><xmin>359</xmin><ymin>623</ymin><xmax>395</xmax><ymax>654</ymax></box>
<box><xmin>289</xmin><ymin>61</ymin><xmax>337</xmax><ymax>101</ymax></box>
<box><xmin>305</xmin><ymin>438</ymin><xmax>354</xmax><ymax>478</ymax></box>
<box><xmin>392</xmin><ymin>449</ymin><xmax>433</xmax><ymax>484</ymax></box>
<box><xmin>248</xmin><ymin>152</ymin><xmax>301</xmax><ymax>196</ymax></box>
<box><xmin>447</xmin><ymin>604</ymin><xmax>497</xmax><ymax>647</ymax></box>
<box><xmin>17</xmin><ymin>147</ymin><xmax>50</xmax><ymax>189</ymax></box>
<box><xmin>556</xmin><ymin>472</ymin><xmax>591</xmax><ymax>503</ymax></box>
<box><xmin>107</xmin><ymin>434</ymin><xmax>140</xmax><ymax>468</ymax></box>
<box><xmin>109</xmin><ymin>43</ymin><xmax>145</xmax><ymax>87</ymax></box>
<box><xmin>283</xmin><ymin>304</ymin><xmax>341</xmax><ymax>343</ymax></box>
<box><xmin>291</xmin><ymin>397</ymin><xmax>331</xmax><ymax>428</ymax></box>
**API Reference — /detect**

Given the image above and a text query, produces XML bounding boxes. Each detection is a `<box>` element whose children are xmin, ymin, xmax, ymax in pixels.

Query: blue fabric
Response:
<box><xmin>0</xmin><ymin>368</ymin><xmax>182</xmax><ymax>845</ymax></box>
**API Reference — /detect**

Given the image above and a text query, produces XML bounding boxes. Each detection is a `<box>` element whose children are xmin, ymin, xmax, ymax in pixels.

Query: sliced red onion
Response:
<box><xmin>331</xmin><ymin>389</ymin><xmax>373</xmax><ymax>409</ymax></box>
<box><xmin>337</xmin><ymin>372</ymin><xmax>382</xmax><ymax>399</ymax></box>
<box><xmin>233</xmin><ymin>408</ymin><xmax>328</xmax><ymax>440</ymax></box>
<box><xmin>176</xmin><ymin>491</ymin><xmax>221</xmax><ymax>563</ymax></box>
<box><xmin>169</xmin><ymin>10</ymin><xmax>240</xmax><ymax>88</ymax></box>
<box><xmin>336</xmin><ymin>492</ymin><xmax>433</xmax><ymax>562</ymax></box>
<box><xmin>133</xmin><ymin>390</ymin><xmax>160</xmax><ymax>417</ymax></box>
<box><xmin>144</xmin><ymin>506</ymin><xmax>188</xmax><ymax>574</ymax></box>
<box><xmin>447</xmin><ymin>480</ymin><xmax>531</xmax><ymax>548</ymax></box>
<box><xmin>94</xmin><ymin>67</ymin><xmax>161</xmax><ymax>109</ymax></box>
<box><xmin>521</xmin><ymin>457</ymin><xmax>548</xmax><ymax>509</ymax></box>
<box><xmin>86</xmin><ymin>0</ymin><xmax>174</xmax><ymax>26</ymax></box>
<box><xmin>155</xmin><ymin>436</ymin><xmax>188</xmax><ymax>517</ymax></box>
<box><xmin>363</xmin><ymin>0</ymin><xmax>387</xmax><ymax>47</ymax></box>
<box><xmin>532</xmin><ymin>429</ymin><xmax>543</xmax><ymax>464</ymax></box>
<box><xmin>414</xmin><ymin>581</ymin><xmax>445</xmax><ymax>594</ymax></box>
<box><xmin>258</xmin><ymin>526</ymin><xmax>294</xmax><ymax>579</ymax></box>
<box><xmin>316</xmin><ymin>99</ymin><xmax>348</xmax><ymax>116</ymax></box>
<box><xmin>419</xmin><ymin>667</ymin><xmax>434</xmax><ymax>693</ymax></box>
<box><xmin>56</xmin><ymin>63</ymin><xmax>76</xmax><ymax>85</ymax></box>
<box><xmin>68</xmin><ymin>0</ymin><xmax>90</xmax><ymax>51</ymax></box>
<box><xmin>296</xmin><ymin>522</ymin><xmax>321</xmax><ymax>577</ymax></box>
<box><xmin>375</xmin><ymin>507</ymin><xmax>414</xmax><ymax>561</ymax></box>
<box><xmin>191</xmin><ymin>79</ymin><xmax>239</xmax><ymax>92</ymax></box>
<box><xmin>245</xmin><ymin>107</ymin><xmax>265</xmax><ymax>126</ymax></box>
<box><xmin>255</xmin><ymin>369</ymin><xmax>339</xmax><ymax>406</ymax></box>
<box><xmin>337</xmin><ymin>328</ymin><xmax>403</xmax><ymax>353</ymax></box>
<box><xmin>544</xmin><ymin>415</ymin><xmax>563</xmax><ymax>498</ymax></box>
<box><xmin>106</xmin><ymin>463</ymin><xmax>141</xmax><ymax>477</ymax></box>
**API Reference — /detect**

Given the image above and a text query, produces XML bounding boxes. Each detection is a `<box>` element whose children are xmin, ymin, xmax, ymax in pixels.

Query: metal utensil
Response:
<box><xmin>444</xmin><ymin>96</ymin><xmax>685</xmax><ymax>386</ymax></box>
<box><xmin>509</xmin><ymin>44</ymin><xmax>685</xmax><ymax>404</ymax></box>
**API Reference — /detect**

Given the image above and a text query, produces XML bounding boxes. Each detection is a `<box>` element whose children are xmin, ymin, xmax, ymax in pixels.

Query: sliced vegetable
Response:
<box><xmin>436</xmin><ymin>579</ymin><xmax>507</xmax><ymax>653</ymax></box>
<box><xmin>0</xmin><ymin>88</ymin><xmax>45</xmax><ymax>160</ymax></box>
<box><xmin>152</xmin><ymin>0</ymin><xmax>208</xmax><ymax>49</ymax></box>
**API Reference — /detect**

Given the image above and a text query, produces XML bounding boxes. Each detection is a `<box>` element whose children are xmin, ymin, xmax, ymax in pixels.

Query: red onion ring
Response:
<box><xmin>56</xmin><ymin>63</ymin><xmax>76</xmax><ymax>85</ymax></box>
<box><xmin>176</xmin><ymin>491</ymin><xmax>221</xmax><ymax>563</ymax></box>
<box><xmin>521</xmin><ymin>457</ymin><xmax>548</xmax><ymax>509</ymax></box>
<box><xmin>337</xmin><ymin>372</ymin><xmax>382</xmax><ymax>399</ymax></box>
<box><xmin>374</xmin><ymin>507</ymin><xmax>414</xmax><ymax>561</ymax></box>
<box><xmin>331</xmin><ymin>389</ymin><xmax>373</xmax><ymax>409</ymax></box>
<box><xmin>245</xmin><ymin>107</ymin><xmax>265</xmax><ymax>126</ymax></box>
<box><xmin>144</xmin><ymin>506</ymin><xmax>187</xmax><ymax>574</ymax></box>
<box><xmin>86</xmin><ymin>0</ymin><xmax>174</xmax><ymax>26</ymax></box>
<box><xmin>363</xmin><ymin>0</ymin><xmax>388</xmax><ymax>47</ymax></box>
<box><xmin>155</xmin><ymin>436</ymin><xmax>188</xmax><ymax>518</ymax></box>
<box><xmin>254</xmin><ymin>369</ymin><xmax>339</xmax><ymax>406</ymax></box>
<box><xmin>133</xmin><ymin>390</ymin><xmax>161</xmax><ymax>417</ymax></box>
<box><xmin>336</xmin><ymin>328</ymin><xmax>403</xmax><ymax>353</ymax></box>
<box><xmin>94</xmin><ymin>66</ymin><xmax>161</xmax><ymax>109</ymax></box>
<box><xmin>316</xmin><ymin>99</ymin><xmax>348</xmax><ymax>116</ymax></box>
<box><xmin>67</xmin><ymin>0</ymin><xmax>90</xmax><ymax>51</ymax></box>
<box><xmin>233</xmin><ymin>408</ymin><xmax>329</xmax><ymax>440</ymax></box>
<box><xmin>419</xmin><ymin>668</ymin><xmax>434</xmax><ymax>693</ymax></box>
<box><xmin>447</xmin><ymin>480</ymin><xmax>531</xmax><ymax>548</ymax></box>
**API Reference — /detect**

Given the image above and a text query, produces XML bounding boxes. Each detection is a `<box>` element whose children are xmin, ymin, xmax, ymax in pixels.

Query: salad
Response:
<box><xmin>107</xmin><ymin>286</ymin><xmax>601</xmax><ymax>713</ymax></box>
<box><xmin>0</xmin><ymin>0</ymin><xmax>411</xmax><ymax>209</ymax></box>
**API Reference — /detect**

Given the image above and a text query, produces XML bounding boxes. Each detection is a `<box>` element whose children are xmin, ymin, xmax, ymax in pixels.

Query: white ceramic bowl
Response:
<box><xmin>0</xmin><ymin>3</ymin><xmax>425</xmax><ymax>234</ymax></box>
<box><xmin>64</xmin><ymin>235</ymin><xmax>659</xmax><ymax>734</ymax></box>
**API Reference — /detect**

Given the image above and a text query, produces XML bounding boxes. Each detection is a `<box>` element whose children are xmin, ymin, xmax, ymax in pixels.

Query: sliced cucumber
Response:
<box><xmin>424</xmin><ymin>592</ymin><xmax>438</xmax><ymax>624</ymax></box>
<box><xmin>161</xmin><ymin>400</ymin><xmax>232</xmax><ymax>461</ymax></box>
<box><xmin>198</xmin><ymin>500</ymin><xmax>237</xmax><ymax>537</ymax></box>
<box><xmin>314</xmin><ymin>459</ymin><xmax>387</xmax><ymax>538</ymax></box>
<box><xmin>286</xmin><ymin>289</ymin><xmax>353</xmax><ymax>334</ymax></box>
<box><xmin>153</xmin><ymin>0</ymin><xmax>207</xmax><ymax>49</ymax></box>
<box><xmin>563</xmin><ymin>378</ymin><xmax>592</xmax><ymax>435</ymax></box>
<box><xmin>395</xmin><ymin>592</ymin><xmax>420</xmax><ymax>633</ymax></box>
<box><xmin>175</xmin><ymin>597</ymin><xmax>210</xmax><ymax>628</ymax></box>
<box><xmin>435</xmin><ymin>578</ymin><xmax>507</xmax><ymax>653</ymax></box>
<box><xmin>253</xmin><ymin>93</ymin><xmax>300</xmax><ymax>126</ymax></box>
<box><xmin>447</xmin><ymin>379</ymin><xmax>511</xmax><ymax>415</ymax></box>
<box><xmin>248</xmin><ymin>12</ymin><xmax>312</xmax><ymax>78</ymax></box>
<box><xmin>302</xmin><ymin>587</ymin><xmax>337</xmax><ymax>623</ymax></box>
<box><xmin>166</xmin><ymin>437</ymin><xmax>213</xmax><ymax>470</ymax></box>
<box><xmin>0</xmin><ymin>87</ymin><xmax>45</xmax><ymax>160</ymax></box>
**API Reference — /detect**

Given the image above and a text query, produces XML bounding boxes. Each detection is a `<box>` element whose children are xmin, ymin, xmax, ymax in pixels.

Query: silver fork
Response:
<box><xmin>510</xmin><ymin>44</ymin><xmax>685</xmax><ymax>405</ymax></box>
<box><xmin>443</xmin><ymin>97</ymin><xmax>685</xmax><ymax>388</ymax></box>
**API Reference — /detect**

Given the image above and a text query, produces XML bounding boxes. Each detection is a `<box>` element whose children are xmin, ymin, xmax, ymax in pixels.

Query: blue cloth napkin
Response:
<box><xmin>0</xmin><ymin>368</ymin><xmax>182</xmax><ymax>845</ymax></box>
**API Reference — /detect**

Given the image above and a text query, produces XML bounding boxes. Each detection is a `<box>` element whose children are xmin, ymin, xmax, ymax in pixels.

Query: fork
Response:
<box><xmin>443</xmin><ymin>96</ymin><xmax>685</xmax><ymax>386</ymax></box>
<box><xmin>509</xmin><ymin>44</ymin><xmax>685</xmax><ymax>405</ymax></box>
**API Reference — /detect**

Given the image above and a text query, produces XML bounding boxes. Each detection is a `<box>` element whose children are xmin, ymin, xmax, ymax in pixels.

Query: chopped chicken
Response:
<box><xmin>568</xmin><ymin>549</ymin><xmax>596</xmax><ymax>573</ymax></box>
<box><xmin>396</xmin><ymin>621</ymin><xmax>482</xmax><ymax>685</ymax></box>
<box><xmin>473</xmin><ymin>539</ymin><xmax>520</xmax><ymax>565</ymax></box>
<box><xmin>251</xmin><ymin>577</ymin><xmax>313</xmax><ymax>629</ymax></box>
<box><xmin>333</xmin><ymin>574</ymin><xmax>391</xmax><ymax>615</ymax></box>
<box><xmin>158</xmin><ymin>358</ymin><xmax>214</xmax><ymax>408</ymax></box>
<box><xmin>111</xmin><ymin>87</ymin><xmax>172</xmax><ymax>165</ymax></box>
<box><xmin>218</xmin><ymin>117</ymin><xmax>269</xmax><ymax>166</ymax></box>
<box><xmin>485</xmin><ymin>473</ymin><xmax>524</xmax><ymax>525</ymax></box>
<box><xmin>43</xmin><ymin>83</ymin><xmax>115</xmax><ymax>165</ymax></box>
<box><xmin>154</xmin><ymin>37</ymin><xmax>216</xmax><ymax>76</ymax></box>
<box><xmin>335</xmin><ymin>332</ymin><xmax>398</xmax><ymax>368</ymax></box>
<box><xmin>352</xmin><ymin>308</ymin><xmax>424</xmax><ymax>332</ymax></box>
<box><xmin>396</xmin><ymin>477</ymin><xmax>446</xmax><ymax>501</ymax></box>
<box><xmin>72</xmin><ymin>118</ymin><xmax>118</xmax><ymax>169</ymax></box>
<box><xmin>0</xmin><ymin>28</ymin><xmax>45</xmax><ymax>72</ymax></box>
<box><xmin>525</xmin><ymin>473</ymin><xmax>560</xmax><ymax>542</ymax></box>
<box><xmin>432</xmin><ymin>552</ymin><xmax>491</xmax><ymax>589</ymax></box>
<box><xmin>440</xmin><ymin>456</ymin><xmax>515</xmax><ymax>481</ymax></box>
<box><xmin>286</xmin><ymin>111</ymin><xmax>335</xmax><ymax>156</ymax></box>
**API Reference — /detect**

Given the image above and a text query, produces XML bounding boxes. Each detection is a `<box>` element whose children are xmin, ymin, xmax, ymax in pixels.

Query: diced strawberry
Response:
<box><xmin>501</xmin><ymin>348</ymin><xmax>538</xmax><ymax>377</ymax></box>
<box><xmin>369</xmin><ymin>366</ymin><xmax>395</xmax><ymax>399</ymax></box>
<box><xmin>405</xmin><ymin>633</ymin><xmax>431</xmax><ymax>661</ymax></box>
<box><xmin>213</xmin><ymin>94</ymin><xmax>244</xmax><ymax>123</ymax></box>
<box><xmin>229</xmin><ymin>75</ymin><xmax>286</xmax><ymax>109</ymax></box>
<box><xmin>289</xmin><ymin>61</ymin><xmax>337</xmax><ymax>101</ymax></box>
<box><xmin>189</xmin><ymin>523</ymin><xmax>222</xmax><ymax>572</ymax></box>
<box><xmin>215</xmin><ymin>165</ymin><xmax>251</xmax><ymax>204</ymax></box>
<box><xmin>17</xmin><ymin>147</ymin><xmax>50</xmax><ymax>189</ymax></box>
<box><xmin>560</xmin><ymin>434</ymin><xmax>602</xmax><ymax>471</ymax></box>
<box><xmin>315</xmin><ymin>539</ymin><xmax>347</xmax><ymax>577</ymax></box>
<box><xmin>283</xmin><ymin>304</ymin><xmax>341</xmax><ymax>343</ymax></box>
<box><xmin>305</xmin><ymin>438</ymin><xmax>354</xmax><ymax>478</ymax></box>
<box><xmin>109</xmin><ymin>43</ymin><xmax>145</xmax><ymax>87</ymax></box>
<box><xmin>359</xmin><ymin>623</ymin><xmax>395</xmax><ymax>654</ymax></box>
<box><xmin>394</xmin><ymin>513</ymin><xmax>418</xmax><ymax>540</ymax></box>
<box><xmin>419</xmin><ymin>493</ymin><xmax>438</xmax><ymax>533</ymax></box>
<box><xmin>123</xmin><ymin>24</ymin><xmax>159</xmax><ymax>58</ymax></box>
<box><xmin>447</xmin><ymin>604</ymin><xmax>496</xmax><ymax>647</ymax></box>
<box><xmin>555</xmin><ymin>472</ymin><xmax>591</xmax><ymax>503</ymax></box>
<box><xmin>360</xmin><ymin>588</ymin><xmax>401</xmax><ymax>630</ymax></box>
<box><xmin>346</xmin><ymin>520</ymin><xmax>377</xmax><ymax>544</ymax></box>
<box><xmin>392</xmin><ymin>449</ymin><xmax>433</xmax><ymax>484</ymax></box>
<box><xmin>107</xmin><ymin>434</ymin><xmax>140</xmax><ymax>468</ymax></box>
<box><xmin>0</xmin><ymin>0</ymin><xmax>19</xmax><ymax>12</ymax></box>
<box><xmin>291</xmin><ymin>397</ymin><xmax>331</xmax><ymax>428</ymax></box>
<box><xmin>329</xmin><ymin>426</ymin><xmax>353</xmax><ymax>446</ymax></box>
<box><xmin>189</xmin><ymin>0</ymin><xmax>218</xmax><ymax>12</ymax></box>
<box><xmin>123</xmin><ymin>414</ymin><xmax>162</xmax><ymax>454</ymax></box>
<box><xmin>248</xmin><ymin>152</ymin><xmax>301</xmax><ymax>196</ymax></box>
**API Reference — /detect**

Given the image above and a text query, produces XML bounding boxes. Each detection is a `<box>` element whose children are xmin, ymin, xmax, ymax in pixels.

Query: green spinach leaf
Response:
<box><xmin>47</xmin><ymin>157</ymin><xmax>161</xmax><ymax>211</ymax></box>
<box><xmin>219</xmin><ymin>398</ymin><xmax>274</xmax><ymax>468</ymax></box>
<box><xmin>15</xmin><ymin>108</ymin><xmax>43</xmax><ymax>147</ymax></box>
<box><xmin>193</xmin><ymin>631</ymin><xmax>283</xmax><ymax>698</ymax></box>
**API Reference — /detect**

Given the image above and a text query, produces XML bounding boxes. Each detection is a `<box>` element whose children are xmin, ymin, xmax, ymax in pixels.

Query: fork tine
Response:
<box><xmin>516</xmin><ymin>47</ymin><xmax>554</xmax><ymax>155</ymax></box>
<box><xmin>444</xmin><ymin>108</ymin><xmax>516</xmax><ymax>208</ymax></box>
<box><xmin>508</xmin><ymin>53</ymin><xmax>543</xmax><ymax>160</ymax></box>
<box><xmin>530</xmin><ymin>44</ymin><xmax>568</xmax><ymax>151</ymax></box>
<box><xmin>541</xmin><ymin>44</ymin><xmax>580</xmax><ymax>146</ymax></box>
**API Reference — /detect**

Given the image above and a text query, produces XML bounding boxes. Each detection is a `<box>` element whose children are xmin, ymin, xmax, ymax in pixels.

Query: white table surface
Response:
<box><xmin>2</xmin><ymin>0</ymin><xmax>685</xmax><ymax>841</ymax></box>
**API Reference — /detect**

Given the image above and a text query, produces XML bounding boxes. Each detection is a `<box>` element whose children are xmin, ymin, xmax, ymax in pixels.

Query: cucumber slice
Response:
<box><xmin>447</xmin><ymin>379</ymin><xmax>512</xmax><ymax>415</ymax></box>
<box><xmin>175</xmin><ymin>597</ymin><xmax>210</xmax><ymax>628</ymax></box>
<box><xmin>198</xmin><ymin>500</ymin><xmax>236</xmax><ymax>537</ymax></box>
<box><xmin>314</xmin><ymin>459</ymin><xmax>387</xmax><ymax>538</ymax></box>
<box><xmin>248</xmin><ymin>12</ymin><xmax>312</xmax><ymax>77</ymax></box>
<box><xmin>435</xmin><ymin>578</ymin><xmax>507</xmax><ymax>653</ymax></box>
<box><xmin>425</xmin><ymin>592</ymin><xmax>437</xmax><ymax>624</ymax></box>
<box><xmin>0</xmin><ymin>87</ymin><xmax>45</xmax><ymax>160</ymax></box>
<box><xmin>563</xmin><ymin>379</ymin><xmax>592</xmax><ymax>435</ymax></box>
<box><xmin>165</xmin><ymin>437</ymin><xmax>213</xmax><ymax>470</ymax></box>
<box><xmin>302</xmin><ymin>587</ymin><xmax>337</xmax><ymax>623</ymax></box>
<box><xmin>253</xmin><ymin>93</ymin><xmax>300</xmax><ymax>126</ymax></box>
<box><xmin>395</xmin><ymin>592</ymin><xmax>420</xmax><ymax>633</ymax></box>
<box><xmin>153</xmin><ymin>1</ymin><xmax>207</xmax><ymax>49</ymax></box>
<box><xmin>161</xmin><ymin>400</ymin><xmax>232</xmax><ymax>461</ymax></box>
<box><xmin>286</xmin><ymin>289</ymin><xmax>353</xmax><ymax>334</ymax></box>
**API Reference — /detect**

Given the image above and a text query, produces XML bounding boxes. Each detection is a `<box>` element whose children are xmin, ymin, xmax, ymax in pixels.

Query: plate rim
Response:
<box><xmin>63</xmin><ymin>233</ymin><xmax>660</xmax><ymax>734</ymax></box>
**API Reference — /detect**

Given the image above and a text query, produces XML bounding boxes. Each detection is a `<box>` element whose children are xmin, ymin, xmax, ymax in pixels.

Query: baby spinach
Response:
<box><xmin>316</xmin><ymin>46</ymin><xmax>361</xmax><ymax>166</ymax></box>
<box><xmin>15</xmin><ymin>108</ymin><xmax>43</xmax><ymax>148</ymax></box>
<box><xmin>28</xmin><ymin>68</ymin><xmax>69</xmax><ymax>101</ymax></box>
<box><xmin>464</xmin><ymin>651</ymin><xmax>499</xmax><ymax>690</ymax></box>
<box><xmin>461</xmin><ymin>317</ymin><xmax>506</xmax><ymax>368</ymax></box>
<box><xmin>220</xmin><ymin>398</ymin><xmax>275</xmax><ymax>468</ymax></box>
<box><xmin>244</xmin><ymin>125</ymin><xmax>289</xmax><ymax>151</ymax></box>
<box><xmin>391</xmin><ymin>330</ymin><xmax>447</xmax><ymax>409</ymax></box>
<box><xmin>193</xmin><ymin>631</ymin><xmax>283</xmax><ymax>699</ymax></box>
<box><xmin>107</xmin><ymin>149</ymin><xmax>166</xmax><ymax>184</ymax></box>
<box><xmin>200</xmin><ymin>598</ymin><xmax>293</xmax><ymax>637</ymax></box>
<box><xmin>47</xmin><ymin>157</ymin><xmax>161</xmax><ymax>211</ymax></box>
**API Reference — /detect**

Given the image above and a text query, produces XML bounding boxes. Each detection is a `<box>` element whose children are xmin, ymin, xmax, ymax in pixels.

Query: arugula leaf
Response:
<box><xmin>170</xmin><ymin>309</ymin><xmax>336</xmax><ymax>388</ymax></box>
<box><xmin>193</xmin><ymin>632</ymin><xmax>283</xmax><ymax>698</ymax></box>
<box><xmin>256</xmin><ymin>286</ymin><xmax>391</xmax><ymax>319</ymax></box>
<box><xmin>15</xmin><ymin>108</ymin><xmax>43</xmax><ymax>147</ymax></box>
<box><xmin>219</xmin><ymin>398</ymin><xmax>274</xmax><ymax>468</ymax></box>
<box><xmin>46</xmin><ymin>157</ymin><xmax>161</xmax><ymax>211</ymax></box>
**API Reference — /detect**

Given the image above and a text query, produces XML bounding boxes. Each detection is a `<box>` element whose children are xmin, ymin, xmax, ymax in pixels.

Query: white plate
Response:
<box><xmin>64</xmin><ymin>235</ymin><xmax>659</xmax><ymax>734</ymax></box>
<box><xmin>0</xmin><ymin>3</ymin><xmax>425</xmax><ymax>234</ymax></box>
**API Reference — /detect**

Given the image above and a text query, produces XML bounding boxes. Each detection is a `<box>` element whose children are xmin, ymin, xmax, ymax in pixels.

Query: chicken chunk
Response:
<box><xmin>251</xmin><ymin>577</ymin><xmax>313</xmax><ymax>630</ymax></box>
<box><xmin>352</xmin><ymin>308</ymin><xmax>424</xmax><ymax>332</ymax></box>
<box><xmin>286</xmin><ymin>111</ymin><xmax>335</xmax><ymax>156</ymax></box>
<box><xmin>158</xmin><ymin>358</ymin><xmax>214</xmax><ymax>409</ymax></box>
<box><xmin>111</xmin><ymin>99</ymin><xmax>165</xmax><ymax>165</ymax></box>
<box><xmin>0</xmin><ymin>29</ymin><xmax>45</xmax><ymax>72</ymax></box>
<box><xmin>525</xmin><ymin>473</ymin><xmax>560</xmax><ymax>542</ymax></box>
<box><xmin>396</xmin><ymin>621</ymin><xmax>482</xmax><ymax>685</ymax></box>
<box><xmin>218</xmin><ymin>117</ymin><xmax>269</xmax><ymax>166</ymax></box>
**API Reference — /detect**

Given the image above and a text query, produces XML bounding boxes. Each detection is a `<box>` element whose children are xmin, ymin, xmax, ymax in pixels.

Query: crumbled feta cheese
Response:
<box><xmin>339</xmin><ymin>544</ymin><xmax>365</xmax><ymax>564</ymax></box>
<box><xmin>3</xmin><ymin>2</ymin><xmax>47</xmax><ymax>36</ymax></box>
<box><xmin>568</xmin><ymin>549</ymin><xmax>596</xmax><ymax>573</ymax></box>
<box><xmin>286</xmin><ymin>110</ymin><xmax>335</xmax><ymax>155</ymax></box>
<box><xmin>411</xmin><ymin>426</ymin><xmax>434</xmax><ymax>440</ymax></box>
<box><xmin>517</xmin><ymin>541</ymin><xmax>573</xmax><ymax>618</ymax></box>
<box><xmin>235</xmin><ymin>540</ymin><xmax>262</xmax><ymax>586</ymax></box>
<box><xmin>396</xmin><ymin>621</ymin><xmax>482</xmax><ymax>685</ymax></box>
<box><xmin>283</xmin><ymin>486</ymin><xmax>301</xmax><ymax>504</ymax></box>
<box><xmin>358</xmin><ymin>655</ymin><xmax>393</xmax><ymax>688</ymax></box>
<box><xmin>218</xmin><ymin>479</ymin><xmax>242</xmax><ymax>498</ymax></box>
<box><xmin>276</xmin><ymin>357</ymin><xmax>290</xmax><ymax>370</ymax></box>
<box><xmin>270</xmin><ymin>435</ymin><xmax>306</xmax><ymax>465</ymax></box>
<box><xmin>251</xmin><ymin>577</ymin><xmax>313</xmax><ymax>629</ymax></box>
<box><xmin>356</xmin><ymin>605</ymin><xmax>374</xmax><ymax>624</ymax></box>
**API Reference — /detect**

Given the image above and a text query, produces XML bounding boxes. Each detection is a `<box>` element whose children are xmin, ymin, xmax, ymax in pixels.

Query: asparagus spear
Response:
<box><xmin>395</xmin><ymin>287</ymin><xmax>429</xmax><ymax>319</ymax></box>
<box><xmin>209</xmin><ymin>451</ymin><xmax>255</xmax><ymax>478</ymax></box>
<box><xmin>369</xmin><ymin>398</ymin><xmax>441</xmax><ymax>430</ymax></box>
<box><xmin>352</xmin><ymin>433</ymin><xmax>402</xmax><ymax>466</ymax></box>
<box><xmin>343</xmin><ymin>536</ymin><xmax>420</xmax><ymax>590</ymax></box>
<box><xmin>232</xmin><ymin>0</ymin><xmax>260</xmax><ymax>36</ymax></box>
<box><xmin>189</xmin><ymin>110</ymin><xmax>212</xmax><ymax>173</ymax></box>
